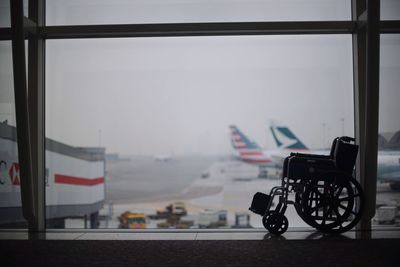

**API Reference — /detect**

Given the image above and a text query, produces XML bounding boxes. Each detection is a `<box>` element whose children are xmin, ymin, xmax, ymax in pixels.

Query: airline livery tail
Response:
<box><xmin>270</xmin><ymin>123</ymin><xmax>308</xmax><ymax>150</ymax></box>
<box><xmin>229</xmin><ymin>125</ymin><xmax>272</xmax><ymax>165</ymax></box>
<box><xmin>230</xmin><ymin>125</ymin><xmax>260</xmax><ymax>151</ymax></box>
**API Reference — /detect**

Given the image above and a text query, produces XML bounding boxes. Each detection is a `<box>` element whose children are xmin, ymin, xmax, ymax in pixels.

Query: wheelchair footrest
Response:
<box><xmin>249</xmin><ymin>192</ymin><xmax>271</xmax><ymax>216</ymax></box>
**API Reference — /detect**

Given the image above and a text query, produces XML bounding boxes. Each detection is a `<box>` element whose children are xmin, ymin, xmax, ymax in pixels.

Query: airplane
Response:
<box><xmin>269</xmin><ymin>122</ymin><xmax>308</xmax><ymax>151</ymax></box>
<box><xmin>229</xmin><ymin>123</ymin><xmax>330</xmax><ymax>179</ymax></box>
<box><xmin>229</xmin><ymin>125</ymin><xmax>276</xmax><ymax>177</ymax></box>
<box><xmin>230</xmin><ymin>123</ymin><xmax>400</xmax><ymax>190</ymax></box>
<box><xmin>269</xmin><ymin>122</ymin><xmax>400</xmax><ymax>191</ymax></box>
<box><xmin>154</xmin><ymin>154</ymin><xmax>173</xmax><ymax>162</ymax></box>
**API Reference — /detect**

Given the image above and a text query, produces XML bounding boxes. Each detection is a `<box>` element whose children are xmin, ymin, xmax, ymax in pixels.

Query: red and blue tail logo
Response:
<box><xmin>229</xmin><ymin>125</ymin><xmax>272</xmax><ymax>166</ymax></box>
<box><xmin>230</xmin><ymin>125</ymin><xmax>260</xmax><ymax>150</ymax></box>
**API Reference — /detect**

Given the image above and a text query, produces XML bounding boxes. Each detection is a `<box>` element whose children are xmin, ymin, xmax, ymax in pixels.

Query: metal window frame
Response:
<box><xmin>351</xmin><ymin>0</ymin><xmax>381</xmax><ymax>236</ymax></box>
<box><xmin>9</xmin><ymin>0</ymin><xmax>36</xmax><ymax>230</ymax></box>
<box><xmin>8</xmin><ymin>0</ymin><xmax>46</xmax><ymax>232</ymax></box>
<box><xmin>2</xmin><ymin>0</ymin><xmax>399</xmax><ymax>233</ymax></box>
<box><xmin>27</xmin><ymin>0</ymin><xmax>46</xmax><ymax>233</ymax></box>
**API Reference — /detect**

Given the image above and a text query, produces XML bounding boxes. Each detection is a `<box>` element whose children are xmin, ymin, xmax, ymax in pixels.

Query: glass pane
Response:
<box><xmin>47</xmin><ymin>0</ymin><xmax>351</xmax><ymax>26</ymax></box>
<box><xmin>46</xmin><ymin>35</ymin><xmax>353</xmax><ymax>229</ymax></box>
<box><xmin>381</xmin><ymin>0</ymin><xmax>400</xmax><ymax>20</ymax></box>
<box><xmin>0</xmin><ymin>0</ymin><xmax>29</xmax><ymax>28</ymax></box>
<box><xmin>376</xmin><ymin>34</ymin><xmax>400</xmax><ymax>227</ymax></box>
<box><xmin>0</xmin><ymin>41</ymin><xmax>28</xmax><ymax>228</ymax></box>
<box><xmin>0</xmin><ymin>0</ymin><xmax>10</xmax><ymax>28</ymax></box>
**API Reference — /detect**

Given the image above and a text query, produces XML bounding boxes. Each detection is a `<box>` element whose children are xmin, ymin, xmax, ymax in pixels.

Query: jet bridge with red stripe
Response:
<box><xmin>0</xmin><ymin>122</ymin><xmax>105</xmax><ymax>226</ymax></box>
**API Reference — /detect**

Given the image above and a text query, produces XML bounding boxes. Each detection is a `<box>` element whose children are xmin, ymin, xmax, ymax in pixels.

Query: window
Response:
<box><xmin>375</xmin><ymin>34</ymin><xmax>400</xmax><ymax>227</ymax></box>
<box><xmin>1</xmin><ymin>0</ymin><xmax>396</xmax><ymax>234</ymax></box>
<box><xmin>381</xmin><ymin>0</ymin><xmax>400</xmax><ymax>20</ymax></box>
<box><xmin>0</xmin><ymin>0</ymin><xmax>28</xmax><ymax>27</ymax></box>
<box><xmin>0</xmin><ymin>0</ymin><xmax>10</xmax><ymax>27</ymax></box>
<box><xmin>46</xmin><ymin>35</ymin><xmax>353</xmax><ymax>228</ymax></box>
<box><xmin>46</xmin><ymin>0</ymin><xmax>351</xmax><ymax>25</ymax></box>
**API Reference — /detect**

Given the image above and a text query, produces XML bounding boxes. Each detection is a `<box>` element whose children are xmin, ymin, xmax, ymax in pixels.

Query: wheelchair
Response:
<box><xmin>249</xmin><ymin>136</ymin><xmax>364</xmax><ymax>235</ymax></box>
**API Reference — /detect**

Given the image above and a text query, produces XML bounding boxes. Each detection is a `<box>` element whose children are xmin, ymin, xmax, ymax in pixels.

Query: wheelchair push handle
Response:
<box><xmin>339</xmin><ymin>136</ymin><xmax>355</xmax><ymax>143</ymax></box>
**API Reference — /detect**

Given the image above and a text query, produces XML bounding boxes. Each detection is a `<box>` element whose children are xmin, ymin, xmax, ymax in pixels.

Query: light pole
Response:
<box><xmin>98</xmin><ymin>129</ymin><xmax>102</xmax><ymax>147</ymax></box>
<box><xmin>341</xmin><ymin>117</ymin><xmax>345</xmax><ymax>136</ymax></box>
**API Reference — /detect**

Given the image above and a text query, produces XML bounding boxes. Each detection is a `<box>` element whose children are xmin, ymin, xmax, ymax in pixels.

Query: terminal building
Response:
<box><xmin>379</xmin><ymin>131</ymin><xmax>400</xmax><ymax>150</ymax></box>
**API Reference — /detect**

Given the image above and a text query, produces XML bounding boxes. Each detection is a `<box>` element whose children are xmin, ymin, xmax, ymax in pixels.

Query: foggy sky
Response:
<box><xmin>45</xmin><ymin>35</ymin><xmax>354</xmax><ymax>155</ymax></box>
<box><xmin>1</xmin><ymin>1</ymin><xmax>400</xmax><ymax>156</ymax></box>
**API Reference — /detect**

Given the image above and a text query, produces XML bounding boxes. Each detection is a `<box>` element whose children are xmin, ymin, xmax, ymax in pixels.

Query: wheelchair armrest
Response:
<box><xmin>289</xmin><ymin>156</ymin><xmax>333</xmax><ymax>165</ymax></box>
<box><xmin>290</xmin><ymin>152</ymin><xmax>331</xmax><ymax>160</ymax></box>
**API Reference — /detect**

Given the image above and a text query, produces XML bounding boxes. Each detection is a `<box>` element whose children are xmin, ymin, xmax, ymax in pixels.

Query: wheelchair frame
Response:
<box><xmin>250</xmin><ymin>136</ymin><xmax>364</xmax><ymax>235</ymax></box>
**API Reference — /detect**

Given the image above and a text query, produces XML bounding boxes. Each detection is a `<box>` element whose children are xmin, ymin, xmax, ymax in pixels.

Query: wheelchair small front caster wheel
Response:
<box><xmin>263</xmin><ymin>212</ymin><xmax>288</xmax><ymax>235</ymax></box>
<box><xmin>262</xmin><ymin>211</ymin><xmax>274</xmax><ymax>229</ymax></box>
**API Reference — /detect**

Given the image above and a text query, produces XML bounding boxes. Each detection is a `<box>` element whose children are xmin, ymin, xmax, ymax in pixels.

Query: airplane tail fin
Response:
<box><xmin>229</xmin><ymin>125</ymin><xmax>261</xmax><ymax>151</ymax></box>
<box><xmin>270</xmin><ymin>123</ymin><xmax>308</xmax><ymax>150</ymax></box>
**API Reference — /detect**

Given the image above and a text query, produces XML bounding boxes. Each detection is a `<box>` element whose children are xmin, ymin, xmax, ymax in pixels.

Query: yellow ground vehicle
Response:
<box><xmin>118</xmin><ymin>211</ymin><xmax>147</xmax><ymax>229</ymax></box>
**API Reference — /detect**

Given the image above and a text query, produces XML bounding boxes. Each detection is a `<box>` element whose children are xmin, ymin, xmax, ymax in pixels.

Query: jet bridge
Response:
<box><xmin>0</xmin><ymin>122</ymin><xmax>105</xmax><ymax>228</ymax></box>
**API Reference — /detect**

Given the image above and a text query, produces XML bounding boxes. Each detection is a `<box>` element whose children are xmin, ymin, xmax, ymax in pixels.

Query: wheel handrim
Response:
<box><xmin>302</xmin><ymin>173</ymin><xmax>357</xmax><ymax>232</ymax></box>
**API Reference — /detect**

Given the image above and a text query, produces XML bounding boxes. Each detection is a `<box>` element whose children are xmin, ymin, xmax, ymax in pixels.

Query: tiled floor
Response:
<box><xmin>1</xmin><ymin>228</ymin><xmax>400</xmax><ymax>240</ymax></box>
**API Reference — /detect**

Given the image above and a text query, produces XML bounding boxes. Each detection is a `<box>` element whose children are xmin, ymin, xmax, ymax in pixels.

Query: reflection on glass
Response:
<box><xmin>0</xmin><ymin>0</ymin><xmax>29</xmax><ymax>28</ymax></box>
<box><xmin>45</xmin><ymin>35</ymin><xmax>354</xmax><ymax>229</ymax></box>
<box><xmin>46</xmin><ymin>0</ymin><xmax>351</xmax><ymax>25</ymax></box>
<box><xmin>375</xmin><ymin>35</ymin><xmax>400</xmax><ymax>227</ymax></box>
<box><xmin>0</xmin><ymin>41</ymin><xmax>27</xmax><ymax>228</ymax></box>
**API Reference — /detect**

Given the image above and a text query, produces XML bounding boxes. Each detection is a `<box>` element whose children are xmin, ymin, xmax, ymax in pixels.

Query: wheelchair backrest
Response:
<box><xmin>329</xmin><ymin>137</ymin><xmax>339</xmax><ymax>158</ymax></box>
<box><xmin>333</xmin><ymin>138</ymin><xmax>359</xmax><ymax>173</ymax></box>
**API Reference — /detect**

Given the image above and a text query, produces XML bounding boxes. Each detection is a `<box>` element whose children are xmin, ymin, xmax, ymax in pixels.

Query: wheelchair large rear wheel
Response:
<box><xmin>301</xmin><ymin>174</ymin><xmax>363</xmax><ymax>233</ymax></box>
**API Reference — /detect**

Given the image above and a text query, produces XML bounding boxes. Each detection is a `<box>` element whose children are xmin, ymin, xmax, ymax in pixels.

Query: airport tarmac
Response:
<box><xmin>97</xmin><ymin>159</ymin><xmax>314</xmax><ymax>229</ymax></box>
<box><xmin>66</xmin><ymin>157</ymin><xmax>400</xmax><ymax>229</ymax></box>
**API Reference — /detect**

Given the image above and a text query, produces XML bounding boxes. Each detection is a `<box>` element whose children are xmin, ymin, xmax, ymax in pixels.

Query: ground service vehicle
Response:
<box><xmin>150</xmin><ymin>202</ymin><xmax>188</xmax><ymax>219</ymax></box>
<box><xmin>118</xmin><ymin>212</ymin><xmax>146</xmax><ymax>229</ymax></box>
